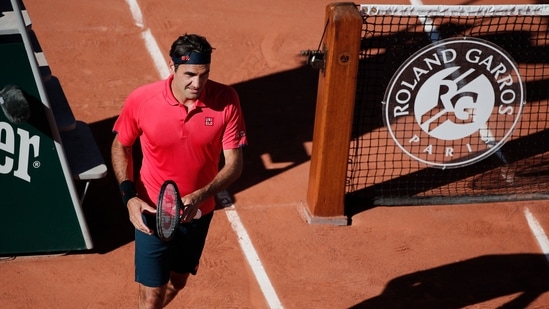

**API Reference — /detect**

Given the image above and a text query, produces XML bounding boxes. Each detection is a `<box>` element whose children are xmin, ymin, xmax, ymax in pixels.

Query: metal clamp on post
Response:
<box><xmin>300</xmin><ymin>48</ymin><xmax>326</xmax><ymax>72</ymax></box>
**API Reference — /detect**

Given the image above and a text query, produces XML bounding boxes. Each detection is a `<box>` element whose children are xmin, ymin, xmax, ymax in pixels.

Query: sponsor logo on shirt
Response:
<box><xmin>205</xmin><ymin>117</ymin><xmax>214</xmax><ymax>126</ymax></box>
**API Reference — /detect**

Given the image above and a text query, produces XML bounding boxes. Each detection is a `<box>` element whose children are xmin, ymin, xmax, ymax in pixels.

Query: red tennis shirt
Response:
<box><xmin>113</xmin><ymin>75</ymin><xmax>247</xmax><ymax>215</ymax></box>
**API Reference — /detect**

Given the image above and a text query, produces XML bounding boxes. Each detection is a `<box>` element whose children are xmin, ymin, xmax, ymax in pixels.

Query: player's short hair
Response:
<box><xmin>169</xmin><ymin>34</ymin><xmax>213</xmax><ymax>69</ymax></box>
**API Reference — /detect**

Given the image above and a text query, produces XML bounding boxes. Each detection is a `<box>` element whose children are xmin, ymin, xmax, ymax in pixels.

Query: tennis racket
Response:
<box><xmin>156</xmin><ymin>180</ymin><xmax>202</xmax><ymax>241</ymax></box>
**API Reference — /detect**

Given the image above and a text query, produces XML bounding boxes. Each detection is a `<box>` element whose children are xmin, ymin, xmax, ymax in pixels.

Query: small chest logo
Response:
<box><xmin>383</xmin><ymin>37</ymin><xmax>524</xmax><ymax>168</ymax></box>
<box><xmin>205</xmin><ymin>117</ymin><xmax>214</xmax><ymax>126</ymax></box>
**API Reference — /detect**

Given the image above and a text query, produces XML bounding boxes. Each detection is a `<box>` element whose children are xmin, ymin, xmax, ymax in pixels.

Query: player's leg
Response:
<box><xmin>135</xmin><ymin>214</ymin><xmax>172</xmax><ymax>309</ymax></box>
<box><xmin>164</xmin><ymin>212</ymin><xmax>214</xmax><ymax>305</ymax></box>
<box><xmin>162</xmin><ymin>272</ymin><xmax>190</xmax><ymax>307</ymax></box>
<box><xmin>138</xmin><ymin>284</ymin><xmax>167</xmax><ymax>309</ymax></box>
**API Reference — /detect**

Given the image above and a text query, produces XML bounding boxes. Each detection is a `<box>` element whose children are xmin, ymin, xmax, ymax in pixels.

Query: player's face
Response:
<box><xmin>171</xmin><ymin>63</ymin><xmax>210</xmax><ymax>103</ymax></box>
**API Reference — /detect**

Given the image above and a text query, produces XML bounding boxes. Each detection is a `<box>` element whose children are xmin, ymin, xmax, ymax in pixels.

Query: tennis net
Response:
<box><xmin>346</xmin><ymin>4</ymin><xmax>549</xmax><ymax>206</ymax></box>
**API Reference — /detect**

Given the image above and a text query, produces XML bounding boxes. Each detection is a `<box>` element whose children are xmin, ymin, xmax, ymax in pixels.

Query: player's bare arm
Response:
<box><xmin>111</xmin><ymin>137</ymin><xmax>156</xmax><ymax>234</ymax></box>
<box><xmin>180</xmin><ymin>147</ymin><xmax>243</xmax><ymax>221</ymax></box>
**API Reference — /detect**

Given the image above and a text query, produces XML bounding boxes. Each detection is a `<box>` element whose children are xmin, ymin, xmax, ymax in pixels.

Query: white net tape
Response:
<box><xmin>359</xmin><ymin>4</ymin><xmax>549</xmax><ymax>17</ymax></box>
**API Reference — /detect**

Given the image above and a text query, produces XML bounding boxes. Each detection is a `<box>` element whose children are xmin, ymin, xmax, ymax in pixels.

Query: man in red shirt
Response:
<box><xmin>111</xmin><ymin>33</ymin><xmax>247</xmax><ymax>309</ymax></box>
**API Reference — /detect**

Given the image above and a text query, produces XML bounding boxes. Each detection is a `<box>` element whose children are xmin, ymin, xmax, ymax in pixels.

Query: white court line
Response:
<box><xmin>123</xmin><ymin>1</ymin><xmax>282</xmax><ymax>307</ymax></box>
<box><xmin>125</xmin><ymin>0</ymin><xmax>143</xmax><ymax>28</ymax></box>
<box><xmin>226</xmin><ymin>210</ymin><xmax>284</xmax><ymax>309</ymax></box>
<box><xmin>125</xmin><ymin>0</ymin><xmax>170</xmax><ymax>79</ymax></box>
<box><xmin>524</xmin><ymin>208</ymin><xmax>549</xmax><ymax>264</ymax></box>
<box><xmin>140</xmin><ymin>29</ymin><xmax>171</xmax><ymax>79</ymax></box>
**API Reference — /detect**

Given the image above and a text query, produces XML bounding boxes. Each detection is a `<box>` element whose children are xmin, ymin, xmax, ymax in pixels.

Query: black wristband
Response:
<box><xmin>120</xmin><ymin>180</ymin><xmax>137</xmax><ymax>206</ymax></box>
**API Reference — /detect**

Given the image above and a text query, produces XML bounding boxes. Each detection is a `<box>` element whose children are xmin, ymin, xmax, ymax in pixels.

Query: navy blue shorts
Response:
<box><xmin>134</xmin><ymin>211</ymin><xmax>213</xmax><ymax>287</ymax></box>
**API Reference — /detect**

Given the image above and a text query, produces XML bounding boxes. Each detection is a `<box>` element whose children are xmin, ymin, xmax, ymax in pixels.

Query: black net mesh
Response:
<box><xmin>347</xmin><ymin>6</ymin><xmax>549</xmax><ymax>206</ymax></box>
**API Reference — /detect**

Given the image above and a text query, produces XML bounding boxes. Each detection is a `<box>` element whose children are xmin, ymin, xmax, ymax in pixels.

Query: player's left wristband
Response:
<box><xmin>119</xmin><ymin>180</ymin><xmax>137</xmax><ymax>206</ymax></box>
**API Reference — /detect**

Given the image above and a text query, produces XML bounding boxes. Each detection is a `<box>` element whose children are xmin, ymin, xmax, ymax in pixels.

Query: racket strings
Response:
<box><xmin>159</xmin><ymin>184</ymin><xmax>180</xmax><ymax>239</ymax></box>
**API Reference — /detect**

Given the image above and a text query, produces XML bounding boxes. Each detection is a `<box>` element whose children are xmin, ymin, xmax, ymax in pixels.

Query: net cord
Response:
<box><xmin>359</xmin><ymin>4</ymin><xmax>549</xmax><ymax>17</ymax></box>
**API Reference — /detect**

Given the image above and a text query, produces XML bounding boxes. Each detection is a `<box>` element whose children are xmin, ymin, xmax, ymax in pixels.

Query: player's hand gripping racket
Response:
<box><xmin>156</xmin><ymin>180</ymin><xmax>202</xmax><ymax>241</ymax></box>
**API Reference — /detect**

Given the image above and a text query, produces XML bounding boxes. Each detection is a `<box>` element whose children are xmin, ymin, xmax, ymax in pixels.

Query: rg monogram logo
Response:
<box><xmin>383</xmin><ymin>38</ymin><xmax>524</xmax><ymax>168</ymax></box>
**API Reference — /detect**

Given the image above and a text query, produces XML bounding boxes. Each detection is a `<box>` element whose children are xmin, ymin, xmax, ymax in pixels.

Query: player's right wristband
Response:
<box><xmin>119</xmin><ymin>180</ymin><xmax>137</xmax><ymax>206</ymax></box>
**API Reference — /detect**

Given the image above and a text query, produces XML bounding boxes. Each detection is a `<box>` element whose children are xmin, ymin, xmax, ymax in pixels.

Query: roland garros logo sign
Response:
<box><xmin>383</xmin><ymin>37</ymin><xmax>525</xmax><ymax>168</ymax></box>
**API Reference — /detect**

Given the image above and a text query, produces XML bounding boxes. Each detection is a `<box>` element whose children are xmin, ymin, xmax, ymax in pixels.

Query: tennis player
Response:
<box><xmin>111</xmin><ymin>33</ymin><xmax>247</xmax><ymax>309</ymax></box>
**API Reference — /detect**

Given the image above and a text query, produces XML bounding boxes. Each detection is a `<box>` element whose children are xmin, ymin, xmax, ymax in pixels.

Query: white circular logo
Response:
<box><xmin>383</xmin><ymin>37</ymin><xmax>525</xmax><ymax>168</ymax></box>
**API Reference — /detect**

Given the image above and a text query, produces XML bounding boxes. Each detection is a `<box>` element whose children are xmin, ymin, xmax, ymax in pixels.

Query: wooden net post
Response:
<box><xmin>302</xmin><ymin>3</ymin><xmax>362</xmax><ymax>225</ymax></box>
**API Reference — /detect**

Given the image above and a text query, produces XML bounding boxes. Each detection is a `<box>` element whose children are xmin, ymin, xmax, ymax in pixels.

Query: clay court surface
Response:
<box><xmin>2</xmin><ymin>0</ymin><xmax>549</xmax><ymax>308</ymax></box>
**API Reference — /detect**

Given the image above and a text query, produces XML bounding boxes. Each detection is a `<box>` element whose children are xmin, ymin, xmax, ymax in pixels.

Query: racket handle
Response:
<box><xmin>182</xmin><ymin>206</ymin><xmax>202</xmax><ymax>219</ymax></box>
